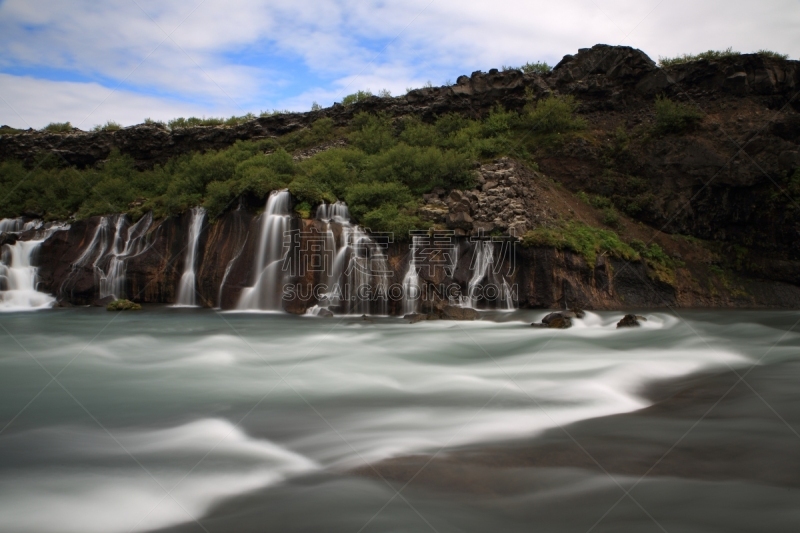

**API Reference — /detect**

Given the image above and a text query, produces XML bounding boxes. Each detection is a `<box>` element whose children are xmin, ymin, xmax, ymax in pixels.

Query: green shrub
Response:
<box><xmin>42</xmin><ymin>122</ymin><xmax>73</xmax><ymax>133</ymax></box>
<box><xmin>348</xmin><ymin>112</ymin><xmax>395</xmax><ymax>154</ymax></box>
<box><xmin>521</xmin><ymin>94</ymin><xmax>587</xmax><ymax>135</ymax></box>
<box><xmin>658</xmin><ymin>47</ymin><xmax>740</xmax><ymax>67</ymax></box>
<box><xmin>345</xmin><ymin>181</ymin><xmax>414</xmax><ymax>219</ymax></box>
<box><xmin>341</xmin><ymin>90</ymin><xmax>374</xmax><ymax>106</ymax></box>
<box><xmin>359</xmin><ymin>203</ymin><xmax>422</xmax><ymax>235</ymax></box>
<box><xmin>519</xmin><ymin>61</ymin><xmax>552</xmax><ymax>74</ymax></box>
<box><xmin>757</xmin><ymin>49</ymin><xmax>789</xmax><ymax>60</ymax></box>
<box><xmin>654</xmin><ymin>95</ymin><xmax>703</xmax><ymax>134</ymax></box>
<box><xmin>204</xmin><ymin>181</ymin><xmax>236</xmax><ymax>219</ymax></box>
<box><xmin>602</xmin><ymin>207</ymin><xmax>620</xmax><ymax>228</ymax></box>
<box><xmin>92</xmin><ymin>121</ymin><xmax>122</xmax><ymax>132</ymax></box>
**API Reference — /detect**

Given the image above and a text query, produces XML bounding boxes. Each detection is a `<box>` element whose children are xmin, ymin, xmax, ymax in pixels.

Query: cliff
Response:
<box><xmin>2</xmin><ymin>44</ymin><xmax>800</xmax><ymax>312</ymax></box>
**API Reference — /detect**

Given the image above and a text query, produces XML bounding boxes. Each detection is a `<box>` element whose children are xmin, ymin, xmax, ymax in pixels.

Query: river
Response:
<box><xmin>0</xmin><ymin>309</ymin><xmax>798</xmax><ymax>532</ymax></box>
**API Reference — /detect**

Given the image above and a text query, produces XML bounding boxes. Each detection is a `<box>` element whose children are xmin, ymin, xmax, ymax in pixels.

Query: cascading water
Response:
<box><xmin>401</xmin><ymin>235</ymin><xmax>422</xmax><ymax>315</ymax></box>
<box><xmin>308</xmin><ymin>202</ymin><xmax>390</xmax><ymax>316</ymax></box>
<box><xmin>218</xmin><ymin>231</ymin><xmax>248</xmax><ymax>309</ymax></box>
<box><xmin>466</xmin><ymin>239</ymin><xmax>515</xmax><ymax>310</ymax></box>
<box><xmin>0</xmin><ymin>219</ymin><xmax>68</xmax><ymax>311</ymax></box>
<box><xmin>175</xmin><ymin>207</ymin><xmax>206</xmax><ymax>307</ymax></box>
<box><xmin>69</xmin><ymin>213</ymin><xmax>153</xmax><ymax>300</ymax></box>
<box><xmin>237</xmin><ymin>190</ymin><xmax>292</xmax><ymax>311</ymax></box>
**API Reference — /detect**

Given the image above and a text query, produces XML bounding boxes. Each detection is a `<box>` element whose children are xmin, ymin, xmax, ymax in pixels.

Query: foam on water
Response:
<box><xmin>0</xmin><ymin>310</ymin><xmax>771</xmax><ymax>532</ymax></box>
<box><xmin>0</xmin><ymin>419</ymin><xmax>317</xmax><ymax>533</ymax></box>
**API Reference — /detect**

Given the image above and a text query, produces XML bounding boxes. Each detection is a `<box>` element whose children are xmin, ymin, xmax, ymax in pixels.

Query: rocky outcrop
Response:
<box><xmin>20</xmin><ymin>205</ymin><xmax>800</xmax><ymax>312</ymax></box>
<box><xmin>616</xmin><ymin>314</ymin><xmax>641</xmax><ymax>328</ymax></box>
<box><xmin>418</xmin><ymin>158</ymin><xmax>560</xmax><ymax>238</ymax></box>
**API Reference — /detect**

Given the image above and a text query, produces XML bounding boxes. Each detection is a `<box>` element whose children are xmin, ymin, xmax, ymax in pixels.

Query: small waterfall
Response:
<box><xmin>237</xmin><ymin>190</ymin><xmax>292</xmax><ymax>311</ymax></box>
<box><xmin>466</xmin><ymin>240</ymin><xmax>515</xmax><ymax>310</ymax></box>
<box><xmin>70</xmin><ymin>213</ymin><xmax>153</xmax><ymax>300</ymax></box>
<box><xmin>308</xmin><ymin>202</ymin><xmax>389</xmax><ymax>316</ymax></box>
<box><xmin>0</xmin><ymin>219</ymin><xmax>68</xmax><ymax>311</ymax></box>
<box><xmin>402</xmin><ymin>235</ymin><xmax>422</xmax><ymax>315</ymax></box>
<box><xmin>217</xmin><ymin>231</ymin><xmax>248</xmax><ymax>309</ymax></box>
<box><xmin>175</xmin><ymin>207</ymin><xmax>206</xmax><ymax>307</ymax></box>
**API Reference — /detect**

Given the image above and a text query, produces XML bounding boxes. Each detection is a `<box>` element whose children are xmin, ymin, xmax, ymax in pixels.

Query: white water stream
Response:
<box><xmin>237</xmin><ymin>190</ymin><xmax>292</xmax><ymax>311</ymax></box>
<box><xmin>0</xmin><ymin>309</ymin><xmax>776</xmax><ymax>532</ymax></box>
<box><xmin>174</xmin><ymin>207</ymin><xmax>206</xmax><ymax>307</ymax></box>
<box><xmin>0</xmin><ymin>219</ymin><xmax>67</xmax><ymax>311</ymax></box>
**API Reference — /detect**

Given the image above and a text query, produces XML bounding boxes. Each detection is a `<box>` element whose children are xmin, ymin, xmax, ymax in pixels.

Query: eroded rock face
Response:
<box><xmin>419</xmin><ymin>157</ymin><xmax>558</xmax><ymax>238</ymax></box>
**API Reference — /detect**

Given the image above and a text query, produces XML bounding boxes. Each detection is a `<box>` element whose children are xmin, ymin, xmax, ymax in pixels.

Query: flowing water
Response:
<box><xmin>175</xmin><ymin>208</ymin><xmax>206</xmax><ymax>307</ymax></box>
<box><xmin>1</xmin><ymin>309</ymin><xmax>799</xmax><ymax>532</ymax></box>
<box><xmin>237</xmin><ymin>191</ymin><xmax>292</xmax><ymax>311</ymax></box>
<box><xmin>0</xmin><ymin>219</ymin><xmax>67</xmax><ymax>311</ymax></box>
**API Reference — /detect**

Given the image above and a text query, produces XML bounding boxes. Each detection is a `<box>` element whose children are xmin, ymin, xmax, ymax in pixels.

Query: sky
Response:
<box><xmin>0</xmin><ymin>0</ymin><xmax>798</xmax><ymax>130</ymax></box>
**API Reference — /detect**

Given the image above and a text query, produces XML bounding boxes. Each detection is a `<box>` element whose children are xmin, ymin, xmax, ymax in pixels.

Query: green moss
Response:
<box><xmin>522</xmin><ymin>221</ymin><xmax>639</xmax><ymax>268</ymax></box>
<box><xmin>107</xmin><ymin>299</ymin><xmax>142</xmax><ymax>311</ymax></box>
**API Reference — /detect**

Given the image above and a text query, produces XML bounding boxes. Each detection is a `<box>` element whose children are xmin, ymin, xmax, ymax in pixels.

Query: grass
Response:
<box><xmin>0</xmin><ymin>125</ymin><xmax>27</xmax><ymax>135</ymax></box>
<box><xmin>92</xmin><ymin>121</ymin><xmax>122</xmax><ymax>132</ymax></box>
<box><xmin>630</xmin><ymin>240</ymin><xmax>684</xmax><ymax>285</ymax></box>
<box><xmin>502</xmin><ymin>61</ymin><xmax>552</xmax><ymax>75</ymax></box>
<box><xmin>659</xmin><ymin>47</ymin><xmax>789</xmax><ymax>67</ymax></box>
<box><xmin>654</xmin><ymin>95</ymin><xmax>703</xmax><ymax>134</ymax></box>
<box><xmin>522</xmin><ymin>221</ymin><xmax>639</xmax><ymax>269</ymax></box>
<box><xmin>41</xmin><ymin>122</ymin><xmax>74</xmax><ymax>133</ymax></box>
<box><xmin>340</xmin><ymin>90</ymin><xmax>387</xmax><ymax>106</ymax></box>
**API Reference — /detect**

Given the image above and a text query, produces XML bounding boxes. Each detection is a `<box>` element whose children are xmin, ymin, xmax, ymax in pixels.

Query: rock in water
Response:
<box><xmin>440</xmin><ymin>305</ymin><xmax>478</xmax><ymax>321</ymax></box>
<box><xmin>617</xmin><ymin>314</ymin><xmax>641</xmax><ymax>328</ymax></box>
<box><xmin>548</xmin><ymin>316</ymin><xmax>573</xmax><ymax>329</ymax></box>
<box><xmin>106</xmin><ymin>299</ymin><xmax>142</xmax><ymax>311</ymax></box>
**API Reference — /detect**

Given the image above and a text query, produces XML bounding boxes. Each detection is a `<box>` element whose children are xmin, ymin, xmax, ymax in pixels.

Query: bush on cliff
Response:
<box><xmin>654</xmin><ymin>96</ymin><xmax>703</xmax><ymax>134</ymax></box>
<box><xmin>41</xmin><ymin>122</ymin><xmax>74</xmax><ymax>133</ymax></box>
<box><xmin>658</xmin><ymin>47</ymin><xmax>789</xmax><ymax>67</ymax></box>
<box><xmin>520</xmin><ymin>94</ymin><xmax>587</xmax><ymax>135</ymax></box>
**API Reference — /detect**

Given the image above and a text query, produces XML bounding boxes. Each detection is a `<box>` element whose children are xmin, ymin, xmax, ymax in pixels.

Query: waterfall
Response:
<box><xmin>402</xmin><ymin>235</ymin><xmax>422</xmax><ymax>315</ymax></box>
<box><xmin>0</xmin><ymin>219</ymin><xmax>68</xmax><ymax>311</ymax></box>
<box><xmin>69</xmin><ymin>213</ymin><xmax>153</xmax><ymax>300</ymax></box>
<box><xmin>175</xmin><ymin>207</ymin><xmax>206</xmax><ymax>307</ymax></box>
<box><xmin>307</xmin><ymin>202</ymin><xmax>389</xmax><ymax>316</ymax></box>
<box><xmin>217</xmin><ymin>231</ymin><xmax>249</xmax><ymax>309</ymax></box>
<box><xmin>236</xmin><ymin>190</ymin><xmax>292</xmax><ymax>311</ymax></box>
<box><xmin>466</xmin><ymin>240</ymin><xmax>515</xmax><ymax>310</ymax></box>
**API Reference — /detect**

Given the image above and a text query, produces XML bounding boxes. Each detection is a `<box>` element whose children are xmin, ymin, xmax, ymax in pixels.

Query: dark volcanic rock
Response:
<box><xmin>617</xmin><ymin>314</ymin><xmax>641</xmax><ymax>328</ymax></box>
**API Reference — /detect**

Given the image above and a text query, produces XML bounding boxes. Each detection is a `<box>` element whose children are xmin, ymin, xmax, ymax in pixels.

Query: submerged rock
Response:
<box><xmin>405</xmin><ymin>305</ymin><xmax>477</xmax><ymax>323</ymax></box>
<box><xmin>617</xmin><ymin>314</ymin><xmax>641</xmax><ymax>328</ymax></box>
<box><xmin>532</xmin><ymin>310</ymin><xmax>575</xmax><ymax>329</ymax></box>
<box><xmin>106</xmin><ymin>299</ymin><xmax>142</xmax><ymax>311</ymax></box>
<box><xmin>440</xmin><ymin>305</ymin><xmax>478</xmax><ymax>321</ymax></box>
<box><xmin>548</xmin><ymin>316</ymin><xmax>573</xmax><ymax>329</ymax></box>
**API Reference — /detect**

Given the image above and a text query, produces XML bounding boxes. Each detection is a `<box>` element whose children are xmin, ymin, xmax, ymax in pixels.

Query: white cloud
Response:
<box><xmin>0</xmin><ymin>74</ymin><xmax>237</xmax><ymax>129</ymax></box>
<box><xmin>0</xmin><ymin>0</ymin><xmax>798</xmax><ymax>128</ymax></box>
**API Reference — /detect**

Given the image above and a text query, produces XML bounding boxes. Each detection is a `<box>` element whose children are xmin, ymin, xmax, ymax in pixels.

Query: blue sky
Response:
<box><xmin>1</xmin><ymin>0</ymin><xmax>798</xmax><ymax>129</ymax></box>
